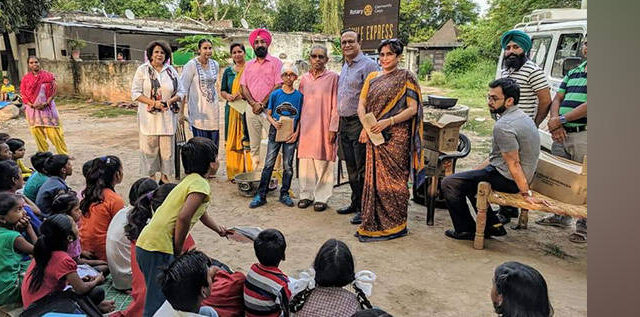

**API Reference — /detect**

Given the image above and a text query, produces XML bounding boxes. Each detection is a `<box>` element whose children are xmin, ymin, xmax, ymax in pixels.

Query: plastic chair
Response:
<box><xmin>413</xmin><ymin>133</ymin><xmax>471</xmax><ymax>225</ymax></box>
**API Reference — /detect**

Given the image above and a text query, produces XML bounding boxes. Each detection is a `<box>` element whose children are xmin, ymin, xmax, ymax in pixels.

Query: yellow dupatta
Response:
<box><xmin>225</xmin><ymin>65</ymin><xmax>253</xmax><ymax>180</ymax></box>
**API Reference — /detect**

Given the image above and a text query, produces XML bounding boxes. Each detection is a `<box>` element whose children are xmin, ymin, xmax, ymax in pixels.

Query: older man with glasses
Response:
<box><xmin>336</xmin><ymin>29</ymin><xmax>379</xmax><ymax>224</ymax></box>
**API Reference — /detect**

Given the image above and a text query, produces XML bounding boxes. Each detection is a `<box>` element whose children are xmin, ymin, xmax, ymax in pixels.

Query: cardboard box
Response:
<box><xmin>275</xmin><ymin>117</ymin><xmax>294</xmax><ymax>142</ymax></box>
<box><xmin>423</xmin><ymin>149</ymin><xmax>441</xmax><ymax>176</ymax></box>
<box><xmin>422</xmin><ymin>114</ymin><xmax>466</xmax><ymax>153</ymax></box>
<box><xmin>531</xmin><ymin>152</ymin><xmax>587</xmax><ymax>205</ymax></box>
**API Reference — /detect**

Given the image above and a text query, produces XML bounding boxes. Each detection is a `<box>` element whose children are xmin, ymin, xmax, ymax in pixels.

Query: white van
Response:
<box><xmin>496</xmin><ymin>8</ymin><xmax>587</xmax><ymax>150</ymax></box>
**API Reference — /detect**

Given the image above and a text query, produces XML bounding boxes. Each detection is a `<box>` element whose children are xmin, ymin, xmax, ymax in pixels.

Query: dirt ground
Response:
<box><xmin>1</xmin><ymin>101</ymin><xmax>586</xmax><ymax>316</ymax></box>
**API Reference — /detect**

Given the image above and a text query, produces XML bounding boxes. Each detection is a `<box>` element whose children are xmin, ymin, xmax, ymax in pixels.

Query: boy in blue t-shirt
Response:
<box><xmin>249</xmin><ymin>63</ymin><xmax>303</xmax><ymax>208</ymax></box>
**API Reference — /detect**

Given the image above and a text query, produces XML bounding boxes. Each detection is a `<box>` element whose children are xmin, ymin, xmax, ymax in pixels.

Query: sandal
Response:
<box><xmin>535</xmin><ymin>215</ymin><xmax>571</xmax><ymax>228</ymax></box>
<box><xmin>568</xmin><ymin>231</ymin><xmax>587</xmax><ymax>244</ymax></box>
<box><xmin>314</xmin><ymin>202</ymin><xmax>327</xmax><ymax>212</ymax></box>
<box><xmin>298</xmin><ymin>199</ymin><xmax>313</xmax><ymax>209</ymax></box>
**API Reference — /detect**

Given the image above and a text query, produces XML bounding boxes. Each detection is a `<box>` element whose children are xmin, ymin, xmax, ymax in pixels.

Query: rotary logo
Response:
<box><xmin>364</xmin><ymin>4</ymin><xmax>373</xmax><ymax>16</ymax></box>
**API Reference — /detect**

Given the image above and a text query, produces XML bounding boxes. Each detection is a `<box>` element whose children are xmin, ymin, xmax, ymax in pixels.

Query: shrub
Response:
<box><xmin>418</xmin><ymin>59</ymin><xmax>433</xmax><ymax>81</ymax></box>
<box><xmin>442</xmin><ymin>47</ymin><xmax>481</xmax><ymax>77</ymax></box>
<box><xmin>446</xmin><ymin>59</ymin><xmax>497</xmax><ymax>90</ymax></box>
<box><xmin>429</xmin><ymin>71</ymin><xmax>447</xmax><ymax>86</ymax></box>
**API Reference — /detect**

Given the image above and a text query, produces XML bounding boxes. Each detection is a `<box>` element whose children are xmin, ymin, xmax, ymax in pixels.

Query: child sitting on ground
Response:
<box><xmin>0</xmin><ymin>161</ymin><xmax>42</xmax><ymax>234</ymax></box>
<box><xmin>290</xmin><ymin>239</ymin><xmax>374</xmax><ymax>317</ymax></box>
<box><xmin>0</xmin><ymin>192</ymin><xmax>35</xmax><ymax>306</ymax></box>
<box><xmin>491</xmin><ymin>261</ymin><xmax>553</xmax><ymax>317</ymax></box>
<box><xmin>51</xmin><ymin>191</ymin><xmax>109</xmax><ymax>273</ymax></box>
<box><xmin>244</xmin><ymin>229</ymin><xmax>291</xmax><ymax>317</ymax></box>
<box><xmin>23</xmin><ymin>152</ymin><xmax>53</xmax><ymax>202</ymax></box>
<box><xmin>78</xmin><ymin>155</ymin><xmax>125</xmax><ymax>262</ymax></box>
<box><xmin>135</xmin><ymin>137</ymin><xmax>231</xmax><ymax>317</ymax></box>
<box><xmin>21</xmin><ymin>214</ymin><xmax>115</xmax><ymax>313</ymax></box>
<box><xmin>1</xmin><ymin>76</ymin><xmax>15</xmax><ymax>101</ymax></box>
<box><xmin>35</xmin><ymin>154</ymin><xmax>72</xmax><ymax>217</ymax></box>
<box><xmin>155</xmin><ymin>250</ymin><xmax>220</xmax><ymax>317</ymax></box>
<box><xmin>6</xmin><ymin>138</ymin><xmax>33</xmax><ymax>179</ymax></box>
<box><xmin>106</xmin><ymin>177</ymin><xmax>158</xmax><ymax>291</ymax></box>
<box><xmin>249</xmin><ymin>63</ymin><xmax>303</xmax><ymax>209</ymax></box>
<box><xmin>0</xmin><ymin>142</ymin><xmax>12</xmax><ymax>161</ymax></box>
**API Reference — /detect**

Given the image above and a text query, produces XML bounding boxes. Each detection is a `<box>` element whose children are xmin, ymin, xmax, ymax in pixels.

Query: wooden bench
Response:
<box><xmin>472</xmin><ymin>181</ymin><xmax>588</xmax><ymax>250</ymax></box>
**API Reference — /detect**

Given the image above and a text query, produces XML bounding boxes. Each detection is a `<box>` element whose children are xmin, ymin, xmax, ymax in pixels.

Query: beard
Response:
<box><xmin>255</xmin><ymin>46</ymin><xmax>268</xmax><ymax>58</ymax></box>
<box><xmin>503</xmin><ymin>52</ymin><xmax>527</xmax><ymax>70</ymax></box>
<box><xmin>489</xmin><ymin>104</ymin><xmax>508</xmax><ymax>114</ymax></box>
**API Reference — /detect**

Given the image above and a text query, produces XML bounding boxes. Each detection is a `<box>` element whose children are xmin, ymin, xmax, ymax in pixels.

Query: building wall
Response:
<box><xmin>41</xmin><ymin>59</ymin><xmax>142</xmax><ymax>102</ymax></box>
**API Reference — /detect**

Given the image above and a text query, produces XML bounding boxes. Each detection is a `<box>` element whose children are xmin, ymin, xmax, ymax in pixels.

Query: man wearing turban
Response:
<box><xmin>240</xmin><ymin>28</ymin><xmax>283</xmax><ymax>169</ymax></box>
<box><xmin>496</xmin><ymin>29</ymin><xmax>552</xmax><ymax>224</ymax></box>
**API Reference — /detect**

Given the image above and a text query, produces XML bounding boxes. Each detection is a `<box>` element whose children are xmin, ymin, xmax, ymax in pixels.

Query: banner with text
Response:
<box><xmin>343</xmin><ymin>0</ymin><xmax>400</xmax><ymax>51</ymax></box>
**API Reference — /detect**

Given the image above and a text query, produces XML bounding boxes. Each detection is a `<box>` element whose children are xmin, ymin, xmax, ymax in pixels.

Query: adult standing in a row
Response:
<box><xmin>240</xmin><ymin>28</ymin><xmax>283</xmax><ymax>169</ymax></box>
<box><xmin>221</xmin><ymin>43</ymin><xmax>253</xmax><ymax>180</ymax></box>
<box><xmin>355</xmin><ymin>40</ymin><xmax>424</xmax><ymax>242</ymax></box>
<box><xmin>180</xmin><ymin>38</ymin><xmax>221</xmax><ymax>155</ymax></box>
<box><xmin>20</xmin><ymin>56</ymin><xmax>69</xmax><ymax>155</ymax></box>
<box><xmin>132</xmin><ymin>40</ymin><xmax>183</xmax><ymax>184</ymax></box>
<box><xmin>297</xmin><ymin>45</ymin><xmax>340</xmax><ymax>212</ymax></box>
<box><xmin>336</xmin><ymin>29</ymin><xmax>379</xmax><ymax>224</ymax></box>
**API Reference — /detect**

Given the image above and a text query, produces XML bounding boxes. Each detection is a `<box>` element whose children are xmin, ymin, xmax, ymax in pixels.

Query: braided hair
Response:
<box><xmin>125</xmin><ymin>183</ymin><xmax>176</xmax><ymax>242</ymax></box>
<box><xmin>79</xmin><ymin>155</ymin><xmax>122</xmax><ymax>216</ymax></box>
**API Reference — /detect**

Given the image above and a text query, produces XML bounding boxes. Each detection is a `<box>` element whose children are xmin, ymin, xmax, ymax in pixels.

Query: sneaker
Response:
<box><xmin>279</xmin><ymin>195</ymin><xmax>294</xmax><ymax>207</ymax></box>
<box><xmin>249</xmin><ymin>195</ymin><xmax>266</xmax><ymax>209</ymax></box>
<box><xmin>535</xmin><ymin>215</ymin><xmax>571</xmax><ymax>228</ymax></box>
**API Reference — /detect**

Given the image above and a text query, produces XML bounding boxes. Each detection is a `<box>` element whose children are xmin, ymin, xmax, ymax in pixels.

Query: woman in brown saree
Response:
<box><xmin>355</xmin><ymin>39</ymin><xmax>425</xmax><ymax>242</ymax></box>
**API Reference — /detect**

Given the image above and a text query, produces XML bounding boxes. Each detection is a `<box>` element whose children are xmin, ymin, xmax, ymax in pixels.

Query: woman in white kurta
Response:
<box><xmin>131</xmin><ymin>41</ymin><xmax>183</xmax><ymax>184</ymax></box>
<box><xmin>179</xmin><ymin>39</ymin><xmax>220</xmax><ymax>152</ymax></box>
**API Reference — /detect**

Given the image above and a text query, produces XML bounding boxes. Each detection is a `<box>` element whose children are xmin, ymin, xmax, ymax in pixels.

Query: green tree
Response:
<box><xmin>272</xmin><ymin>0</ymin><xmax>319</xmax><ymax>32</ymax></box>
<box><xmin>1</xmin><ymin>0</ymin><xmax>54</xmax><ymax>84</ymax></box>
<box><xmin>320</xmin><ymin>0</ymin><xmax>343</xmax><ymax>35</ymax></box>
<box><xmin>399</xmin><ymin>0</ymin><xmax>478</xmax><ymax>44</ymax></box>
<box><xmin>460</xmin><ymin>0</ymin><xmax>582</xmax><ymax>60</ymax></box>
<box><xmin>53</xmin><ymin>0</ymin><xmax>172</xmax><ymax>18</ymax></box>
<box><xmin>174</xmin><ymin>0</ymin><xmax>275</xmax><ymax>29</ymax></box>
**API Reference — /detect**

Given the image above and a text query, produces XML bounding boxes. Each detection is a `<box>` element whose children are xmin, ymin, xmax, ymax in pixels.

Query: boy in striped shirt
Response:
<box><xmin>244</xmin><ymin>229</ymin><xmax>291</xmax><ymax>317</ymax></box>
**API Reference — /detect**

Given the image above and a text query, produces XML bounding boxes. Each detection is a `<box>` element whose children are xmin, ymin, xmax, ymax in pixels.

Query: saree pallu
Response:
<box><xmin>225</xmin><ymin>66</ymin><xmax>253</xmax><ymax>180</ymax></box>
<box><xmin>356</xmin><ymin>69</ymin><xmax>424</xmax><ymax>242</ymax></box>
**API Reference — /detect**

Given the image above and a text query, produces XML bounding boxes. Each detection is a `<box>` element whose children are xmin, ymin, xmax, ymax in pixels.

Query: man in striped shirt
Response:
<box><xmin>244</xmin><ymin>229</ymin><xmax>291</xmax><ymax>317</ymax></box>
<box><xmin>536</xmin><ymin>39</ymin><xmax>588</xmax><ymax>244</ymax></box>
<box><xmin>499</xmin><ymin>30</ymin><xmax>552</xmax><ymax>126</ymax></box>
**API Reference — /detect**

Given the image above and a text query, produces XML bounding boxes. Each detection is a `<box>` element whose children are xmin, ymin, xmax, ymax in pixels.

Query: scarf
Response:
<box><xmin>20</xmin><ymin>70</ymin><xmax>56</xmax><ymax>105</ymax></box>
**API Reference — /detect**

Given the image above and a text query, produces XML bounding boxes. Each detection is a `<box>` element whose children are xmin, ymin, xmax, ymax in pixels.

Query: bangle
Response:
<box><xmin>390</xmin><ymin>117</ymin><xmax>395</xmax><ymax>125</ymax></box>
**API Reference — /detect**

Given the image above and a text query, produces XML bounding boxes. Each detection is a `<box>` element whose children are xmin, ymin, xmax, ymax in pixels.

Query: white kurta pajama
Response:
<box><xmin>131</xmin><ymin>62</ymin><xmax>184</xmax><ymax>177</ymax></box>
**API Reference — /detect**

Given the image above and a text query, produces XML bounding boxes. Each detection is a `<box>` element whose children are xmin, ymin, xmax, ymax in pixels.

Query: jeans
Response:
<box><xmin>136</xmin><ymin>247</ymin><xmax>175</xmax><ymax>317</ymax></box>
<box><xmin>257</xmin><ymin>126</ymin><xmax>296</xmax><ymax>198</ymax></box>
<box><xmin>339</xmin><ymin>116</ymin><xmax>367</xmax><ymax>211</ymax></box>
<box><xmin>441</xmin><ymin>165</ymin><xmax>519</xmax><ymax>233</ymax></box>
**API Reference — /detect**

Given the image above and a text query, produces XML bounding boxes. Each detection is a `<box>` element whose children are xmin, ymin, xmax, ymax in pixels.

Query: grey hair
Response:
<box><xmin>310</xmin><ymin>45</ymin><xmax>328</xmax><ymax>57</ymax></box>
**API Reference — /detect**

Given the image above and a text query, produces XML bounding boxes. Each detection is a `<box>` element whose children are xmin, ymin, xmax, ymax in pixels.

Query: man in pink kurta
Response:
<box><xmin>296</xmin><ymin>46</ymin><xmax>339</xmax><ymax>211</ymax></box>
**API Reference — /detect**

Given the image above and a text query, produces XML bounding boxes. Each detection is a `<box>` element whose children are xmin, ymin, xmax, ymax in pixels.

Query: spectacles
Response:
<box><xmin>487</xmin><ymin>95</ymin><xmax>504</xmax><ymax>102</ymax></box>
<box><xmin>310</xmin><ymin>54</ymin><xmax>326</xmax><ymax>59</ymax></box>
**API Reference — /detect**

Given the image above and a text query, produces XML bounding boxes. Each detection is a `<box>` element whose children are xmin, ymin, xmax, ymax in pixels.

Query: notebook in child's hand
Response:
<box><xmin>228</xmin><ymin>226</ymin><xmax>263</xmax><ymax>243</ymax></box>
<box><xmin>76</xmin><ymin>264</ymin><xmax>99</xmax><ymax>279</ymax></box>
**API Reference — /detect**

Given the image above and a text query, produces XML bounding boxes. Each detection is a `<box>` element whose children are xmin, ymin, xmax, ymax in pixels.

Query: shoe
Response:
<box><xmin>535</xmin><ymin>215</ymin><xmax>571</xmax><ymax>228</ymax></box>
<box><xmin>279</xmin><ymin>195</ymin><xmax>294</xmax><ymax>207</ymax></box>
<box><xmin>350</xmin><ymin>212</ymin><xmax>362</xmax><ymax>225</ymax></box>
<box><xmin>485</xmin><ymin>225</ymin><xmax>507</xmax><ymax>238</ymax></box>
<box><xmin>337</xmin><ymin>206</ymin><xmax>356</xmax><ymax>215</ymax></box>
<box><xmin>444</xmin><ymin>229</ymin><xmax>475</xmax><ymax>240</ymax></box>
<box><xmin>298</xmin><ymin>199</ymin><xmax>313</xmax><ymax>209</ymax></box>
<box><xmin>313</xmin><ymin>202</ymin><xmax>327</xmax><ymax>212</ymax></box>
<box><xmin>249</xmin><ymin>195</ymin><xmax>266</xmax><ymax>209</ymax></box>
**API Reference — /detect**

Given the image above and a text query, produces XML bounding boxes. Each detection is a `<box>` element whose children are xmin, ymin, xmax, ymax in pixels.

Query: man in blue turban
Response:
<box><xmin>496</xmin><ymin>29</ymin><xmax>552</xmax><ymax>224</ymax></box>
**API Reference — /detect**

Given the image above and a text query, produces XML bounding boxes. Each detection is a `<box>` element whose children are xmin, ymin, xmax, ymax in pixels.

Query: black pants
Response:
<box><xmin>339</xmin><ymin>116</ymin><xmax>367</xmax><ymax>211</ymax></box>
<box><xmin>441</xmin><ymin>165</ymin><xmax>519</xmax><ymax>233</ymax></box>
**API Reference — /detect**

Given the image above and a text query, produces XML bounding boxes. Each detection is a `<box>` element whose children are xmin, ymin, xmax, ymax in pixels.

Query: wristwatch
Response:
<box><xmin>559</xmin><ymin>115</ymin><xmax>568</xmax><ymax>124</ymax></box>
<box><xmin>521</xmin><ymin>190</ymin><xmax>533</xmax><ymax>198</ymax></box>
